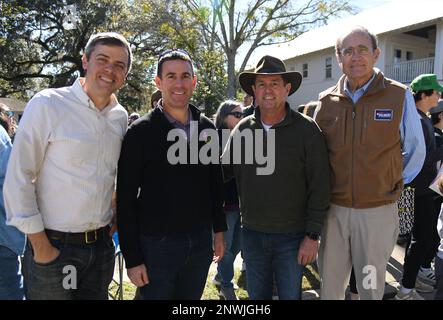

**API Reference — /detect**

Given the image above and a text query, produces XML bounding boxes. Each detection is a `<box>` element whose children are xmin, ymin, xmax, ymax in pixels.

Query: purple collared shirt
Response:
<box><xmin>159</xmin><ymin>102</ymin><xmax>193</xmax><ymax>141</ymax></box>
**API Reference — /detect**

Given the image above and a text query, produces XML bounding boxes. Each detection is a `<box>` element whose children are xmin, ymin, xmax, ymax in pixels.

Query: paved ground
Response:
<box><xmin>302</xmin><ymin>243</ymin><xmax>437</xmax><ymax>300</ymax></box>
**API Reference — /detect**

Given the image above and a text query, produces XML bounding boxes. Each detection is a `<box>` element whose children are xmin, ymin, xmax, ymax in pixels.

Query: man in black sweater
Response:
<box><xmin>117</xmin><ymin>49</ymin><xmax>226</xmax><ymax>299</ymax></box>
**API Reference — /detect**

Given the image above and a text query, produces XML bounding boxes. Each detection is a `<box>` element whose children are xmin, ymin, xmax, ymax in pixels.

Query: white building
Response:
<box><xmin>251</xmin><ymin>0</ymin><xmax>443</xmax><ymax>107</ymax></box>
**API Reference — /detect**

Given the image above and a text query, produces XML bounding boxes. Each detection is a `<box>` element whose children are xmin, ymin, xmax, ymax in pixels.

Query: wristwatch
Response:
<box><xmin>306</xmin><ymin>232</ymin><xmax>320</xmax><ymax>241</ymax></box>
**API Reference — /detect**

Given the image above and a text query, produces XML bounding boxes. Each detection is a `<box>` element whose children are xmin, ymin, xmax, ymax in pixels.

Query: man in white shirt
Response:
<box><xmin>3</xmin><ymin>32</ymin><xmax>131</xmax><ymax>300</ymax></box>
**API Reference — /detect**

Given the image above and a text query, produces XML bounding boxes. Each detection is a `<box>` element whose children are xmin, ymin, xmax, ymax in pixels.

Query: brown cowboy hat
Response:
<box><xmin>239</xmin><ymin>55</ymin><xmax>302</xmax><ymax>96</ymax></box>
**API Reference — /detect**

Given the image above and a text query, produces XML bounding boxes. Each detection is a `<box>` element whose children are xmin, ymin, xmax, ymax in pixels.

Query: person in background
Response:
<box><xmin>0</xmin><ymin>103</ymin><xmax>25</xmax><ymax>300</ymax></box>
<box><xmin>435</xmin><ymin>176</ymin><xmax>443</xmax><ymax>300</ymax></box>
<box><xmin>128</xmin><ymin>112</ymin><xmax>140</xmax><ymax>125</ymax></box>
<box><xmin>151</xmin><ymin>89</ymin><xmax>162</xmax><ymax>109</ymax></box>
<box><xmin>302</xmin><ymin>101</ymin><xmax>318</xmax><ymax>118</ymax></box>
<box><xmin>431</xmin><ymin>99</ymin><xmax>443</xmax><ymax>148</ymax></box>
<box><xmin>396</xmin><ymin>74</ymin><xmax>443</xmax><ymax>300</ymax></box>
<box><xmin>212</xmin><ymin>100</ymin><xmax>243</xmax><ymax>300</ymax></box>
<box><xmin>242</xmin><ymin>93</ymin><xmax>255</xmax><ymax>117</ymax></box>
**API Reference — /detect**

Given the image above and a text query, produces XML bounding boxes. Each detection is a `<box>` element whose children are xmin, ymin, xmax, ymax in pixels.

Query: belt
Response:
<box><xmin>45</xmin><ymin>226</ymin><xmax>109</xmax><ymax>245</ymax></box>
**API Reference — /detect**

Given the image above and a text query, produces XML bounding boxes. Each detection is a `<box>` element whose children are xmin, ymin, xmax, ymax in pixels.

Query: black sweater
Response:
<box><xmin>410</xmin><ymin>110</ymin><xmax>443</xmax><ymax>196</ymax></box>
<box><xmin>117</xmin><ymin>105</ymin><xmax>227</xmax><ymax>268</ymax></box>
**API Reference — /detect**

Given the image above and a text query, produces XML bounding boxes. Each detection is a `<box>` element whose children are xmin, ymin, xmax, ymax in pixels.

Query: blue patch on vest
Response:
<box><xmin>374</xmin><ymin>109</ymin><xmax>393</xmax><ymax>121</ymax></box>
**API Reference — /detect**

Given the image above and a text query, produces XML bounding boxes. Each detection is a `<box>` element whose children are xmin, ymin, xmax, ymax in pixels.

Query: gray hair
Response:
<box><xmin>84</xmin><ymin>32</ymin><xmax>132</xmax><ymax>74</ymax></box>
<box><xmin>335</xmin><ymin>26</ymin><xmax>378</xmax><ymax>55</ymax></box>
<box><xmin>214</xmin><ymin>100</ymin><xmax>243</xmax><ymax>129</ymax></box>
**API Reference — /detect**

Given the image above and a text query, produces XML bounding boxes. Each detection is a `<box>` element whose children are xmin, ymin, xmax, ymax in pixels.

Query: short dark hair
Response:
<box><xmin>336</xmin><ymin>26</ymin><xmax>378</xmax><ymax>56</ymax></box>
<box><xmin>413</xmin><ymin>89</ymin><xmax>434</xmax><ymax>103</ymax></box>
<box><xmin>214</xmin><ymin>100</ymin><xmax>242</xmax><ymax>129</ymax></box>
<box><xmin>157</xmin><ymin>49</ymin><xmax>194</xmax><ymax>78</ymax></box>
<box><xmin>431</xmin><ymin>112</ymin><xmax>442</xmax><ymax>125</ymax></box>
<box><xmin>84</xmin><ymin>32</ymin><xmax>132</xmax><ymax>74</ymax></box>
<box><xmin>151</xmin><ymin>89</ymin><xmax>162</xmax><ymax>108</ymax></box>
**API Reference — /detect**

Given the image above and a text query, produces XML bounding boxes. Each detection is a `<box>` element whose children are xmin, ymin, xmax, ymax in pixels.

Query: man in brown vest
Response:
<box><xmin>315</xmin><ymin>26</ymin><xmax>426</xmax><ymax>300</ymax></box>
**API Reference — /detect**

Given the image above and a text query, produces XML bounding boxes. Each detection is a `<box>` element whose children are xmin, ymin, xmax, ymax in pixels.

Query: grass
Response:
<box><xmin>108</xmin><ymin>262</ymin><xmax>321</xmax><ymax>300</ymax></box>
<box><xmin>109</xmin><ymin>281</ymin><xmax>137</xmax><ymax>300</ymax></box>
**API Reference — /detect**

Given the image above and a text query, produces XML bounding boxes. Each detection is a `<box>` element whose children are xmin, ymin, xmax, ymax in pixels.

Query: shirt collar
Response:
<box><xmin>344</xmin><ymin>72</ymin><xmax>376</xmax><ymax>98</ymax></box>
<box><xmin>158</xmin><ymin>100</ymin><xmax>192</xmax><ymax>126</ymax></box>
<box><xmin>71</xmin><ymin>78</ymin><xmax>119</xmax><ymax>112</ymax></box>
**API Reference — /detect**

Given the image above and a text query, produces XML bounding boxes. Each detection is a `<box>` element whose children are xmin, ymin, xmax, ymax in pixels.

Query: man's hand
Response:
<box><xmin>127</xmin><ymin>264</ymin><xmax>149</xmax><ymax>287</ymax></box>
<box><xmin>297</xmin><ymin>236</ymin><xmax>319</xmax><ymax>266</ymax></box>
<box><xmin>213</xmin><ymin>232</ymin><xmax>225</xmax><ymax>263</ymax></box>
<box><xmin>28</xmin><ymin>231</ymin><xmax>60</xmax><ymax>264</ymax></box>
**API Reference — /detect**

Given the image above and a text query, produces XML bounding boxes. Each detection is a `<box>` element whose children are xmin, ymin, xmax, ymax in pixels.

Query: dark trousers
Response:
<box><xmin>0</xmin><ymin>245</ymin><xmax>24</xmax><ymax>300</ymax></box>
<box><xmin>402</xmin><ymin>193</ymin><xmax>440</xmax><ymax>289</ymax></box>
<box><xmin>138</xmin><ymin>228</ymin><xmax>213</xmax><ymax>300</ymax></box>
<box><xmin>242</xmin><ymin>227</ymin><xmax>305</xmax><ymax>300</ymax></box>
<box><xmin>23</xmin><ymin>235</ymin><xmax>115</xmax><ymax>300</ymax></box>
<box><xmin>436</xmin><ymin>256</ymin><xmax>443</xmax><ymax>300</ymax></box>
<box><xmin>349</xmin><ymin>267</ymin><xmax>358</xmax><ymax>294</ymax></box>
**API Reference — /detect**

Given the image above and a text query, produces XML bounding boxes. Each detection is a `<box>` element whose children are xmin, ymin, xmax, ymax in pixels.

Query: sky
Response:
<box><xmin>350</xmin><ymin>0</ymin><xmax>391</xmax><ymax>10</ymax></box>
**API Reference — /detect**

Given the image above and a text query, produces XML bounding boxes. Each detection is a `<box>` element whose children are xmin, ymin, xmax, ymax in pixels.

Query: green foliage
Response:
<box><xmin>1</xmin><ymin>0</ymin><xmax>351</xmax><ymax>115</ymax></box>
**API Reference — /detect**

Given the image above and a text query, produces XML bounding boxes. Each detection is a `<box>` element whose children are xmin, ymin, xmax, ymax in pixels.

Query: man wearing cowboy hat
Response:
<box><xmin>314</xmin><ymin>26</ymin><xmax>425</xmax><ymax>300</ymax></box>
<box><xmin>222</xmin><ymin>55</ymin><xmax>330</xmax><ymax>300</ymax></box>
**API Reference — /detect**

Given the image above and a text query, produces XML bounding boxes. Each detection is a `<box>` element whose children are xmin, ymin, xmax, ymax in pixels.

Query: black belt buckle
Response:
<box><xmin>85</xmin><ymin>230</ymin><xmax>98</xmax><ymax>244</ymax></box>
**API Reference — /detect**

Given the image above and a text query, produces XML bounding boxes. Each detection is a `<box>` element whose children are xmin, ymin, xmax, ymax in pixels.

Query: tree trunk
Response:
<box><xmin>226</xmin><ymin>50</ymin><xmax>236</xmax><ymax>98</ymax></box>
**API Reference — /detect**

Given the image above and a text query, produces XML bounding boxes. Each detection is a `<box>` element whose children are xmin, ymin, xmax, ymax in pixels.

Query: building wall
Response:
<box><xmin>284</xmin><ymin>48</ymin><xmax>342</xmax><ymax>107</ymax></box>
<box><xmin>383</xmin><ymin>33</ymin><xmax>435</xmax><ymax>66</ymax></box>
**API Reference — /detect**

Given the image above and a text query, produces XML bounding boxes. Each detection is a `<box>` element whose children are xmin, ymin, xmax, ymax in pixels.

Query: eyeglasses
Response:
<box><xmin>159</xmin><ymin>48</ymin><xmax>191</xmax><ymax>60</ymax></box>
<box><xmin>2</xmin><ymin>110</ymin><xmax>13</xmax><ymax>118</ymax></box>
<box><xmin>227</xmin><ymin>111</ymin><xmax>243</xmax><ymax>119</ymax></box>
<box><xmin>339</xmin><ymin>45</ymin><xmax>372</xmax><ymax>57</ymax></box>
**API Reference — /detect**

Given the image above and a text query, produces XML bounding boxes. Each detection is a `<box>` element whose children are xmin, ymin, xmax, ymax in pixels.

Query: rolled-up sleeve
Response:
<box><xmin>4</xmin><ymin>95</ymin><xmax>51</xmax><ymax>234</ymax></box>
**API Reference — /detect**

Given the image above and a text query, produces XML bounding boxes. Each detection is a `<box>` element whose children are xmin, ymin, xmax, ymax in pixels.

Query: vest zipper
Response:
<box><xmin>351</xmin><ymin>103</ymin><xmax>356</xmax><ymax>207</ymax></box>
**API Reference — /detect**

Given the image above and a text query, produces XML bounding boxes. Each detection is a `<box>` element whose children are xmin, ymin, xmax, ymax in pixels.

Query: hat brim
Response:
<box><xmin>239</xmin><ymin>71</ymin><xmax>302</xmax><ymax>97</ymax></box>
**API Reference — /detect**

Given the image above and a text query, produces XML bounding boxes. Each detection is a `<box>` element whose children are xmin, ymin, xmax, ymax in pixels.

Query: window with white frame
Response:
<box><xmin>325</xmin><ymin>57</ymin><xmax>332</xmax><ymax>79</ymax></box>
<box><xmin>302</xmin><ymin>63</ymin><xmax>308</xmax><ymax>78</ymax></box>
<box><xmin>394</xmin><ymin>49</ymin><xmax>402</xmax><ymax>63</ymax></box>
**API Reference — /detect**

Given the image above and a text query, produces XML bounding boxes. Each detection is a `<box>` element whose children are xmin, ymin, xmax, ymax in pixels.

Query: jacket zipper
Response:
<box><xmin>351</xmin><ymin>102</ymin><xmax>356</xmax><ymax>207</ymax></box>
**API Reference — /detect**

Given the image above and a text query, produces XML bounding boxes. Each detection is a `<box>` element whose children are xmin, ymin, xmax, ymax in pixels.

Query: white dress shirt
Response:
<box><xmin>4</xmin><ymin>78</ymin><xmax>128</xmax><ymax>233</ymax></box>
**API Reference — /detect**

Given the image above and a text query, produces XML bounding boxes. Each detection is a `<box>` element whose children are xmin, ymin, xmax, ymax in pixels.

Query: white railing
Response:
<box><xmin>384</xmin><ymin>57</ymin><xmax>435</xmax><ymax>83</ymax></box>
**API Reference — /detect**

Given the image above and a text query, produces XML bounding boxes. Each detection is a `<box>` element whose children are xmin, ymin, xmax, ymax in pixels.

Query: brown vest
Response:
<box><xmin>316</xmin><ymin>71</ymin><xmax>406</xmax><ymax>208</ymax></box>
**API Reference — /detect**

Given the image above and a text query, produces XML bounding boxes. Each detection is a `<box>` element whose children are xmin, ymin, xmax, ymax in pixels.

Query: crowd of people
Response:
<box><xmin>1</xmin><ymin>25</ymin><xmax>443</xmax><ymax>301</ymax></box>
